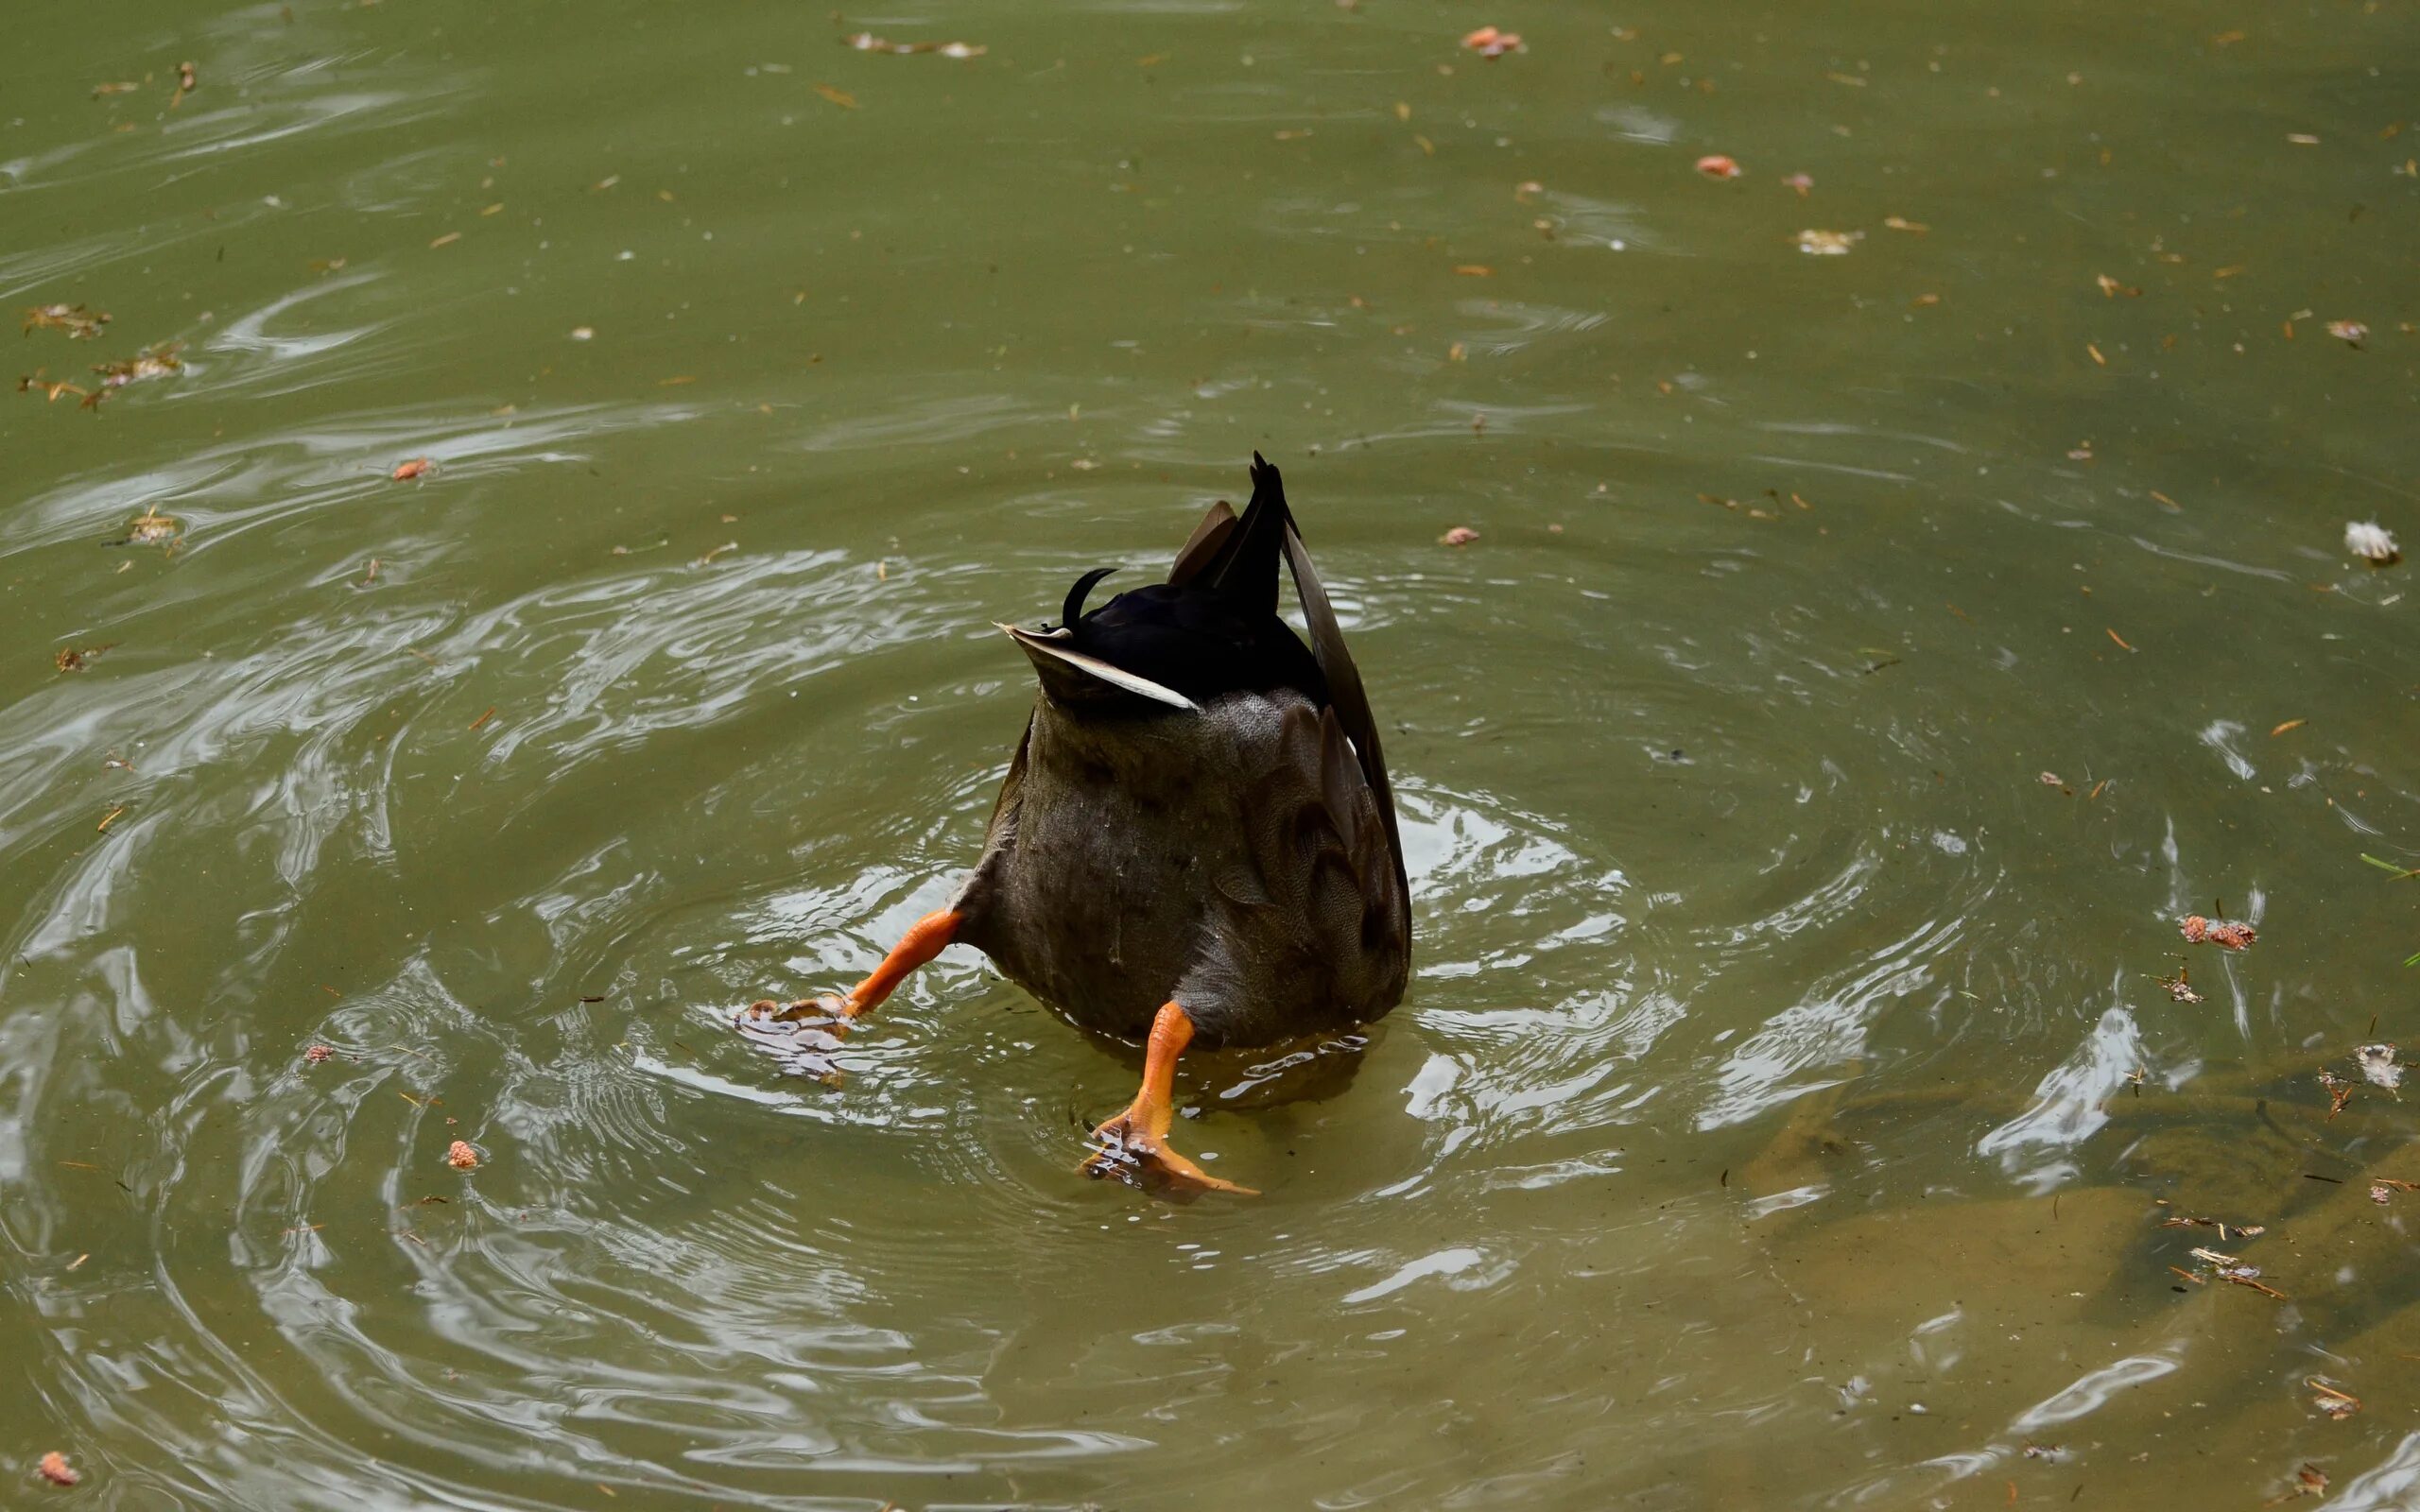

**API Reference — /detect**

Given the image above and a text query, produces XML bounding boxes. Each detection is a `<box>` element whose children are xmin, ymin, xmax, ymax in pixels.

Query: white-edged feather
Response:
<box><xmin>997</xmin><ymin>624</ymin><xmax>1201</xmax><ymax>711</ymax></box>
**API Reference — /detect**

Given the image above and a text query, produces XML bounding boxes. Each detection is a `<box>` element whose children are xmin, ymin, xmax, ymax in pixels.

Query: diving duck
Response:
<box><xmin>742</xmin><ymin>454</ymin><xmax>1410</xmax><ymax>1194</ymax></box>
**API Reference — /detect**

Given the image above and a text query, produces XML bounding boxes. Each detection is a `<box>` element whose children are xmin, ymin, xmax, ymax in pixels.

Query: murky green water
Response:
<box><xmin>6</xmin><ymin>0</ymin><xmax>2419</xmax><ymax>1505</ymax></box>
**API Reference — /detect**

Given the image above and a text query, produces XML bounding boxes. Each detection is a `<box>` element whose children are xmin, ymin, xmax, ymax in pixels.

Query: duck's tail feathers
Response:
<box><xmin>1184</xmin><ymin>452</ymin><xmax>1290</xmax><ymax>617</ymax></box>
<box><xmin>1061</xmin><ymin>565</ymin><xmax>1119</xmax><ymax>628</ymax></box>
<box><xmin>1167</xmin><ymin>501</ymin><xmax>1236</xmax><ymax>587</ymax></box>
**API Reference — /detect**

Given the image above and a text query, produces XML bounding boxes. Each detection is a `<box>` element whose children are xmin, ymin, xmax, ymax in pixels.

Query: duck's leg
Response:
<box><xmin>1084</xmin><ymin>1001</ymin><xmax>1256</xmax><ymax>1197</ymax></box>
<box><xmin>736</xmin><ymin>909</ymin><xmax>959</xmax><ymax>1079</ymax></box>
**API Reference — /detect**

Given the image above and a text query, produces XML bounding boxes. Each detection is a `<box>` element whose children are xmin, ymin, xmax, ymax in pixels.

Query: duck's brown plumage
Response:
<box><xmin>742</xmin><ymin>455</ymin><xmax>1409</xmax><ymax>1193</ymax></box>
<box><xmin>955</xmin><ymin>455</ymin><xmax>1409</xmax><ymax>1046</ymax></box>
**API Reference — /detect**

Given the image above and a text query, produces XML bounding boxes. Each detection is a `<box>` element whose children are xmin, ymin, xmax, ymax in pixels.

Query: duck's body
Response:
<box><xmin>742</xmin><ymin>454</ymin><xmax>1409</xmax><ymax>1193</ymax></box>
<box><xmin>955</xmin><ymin>684</ymin><xmax>1406</xmax><ymax>1049</ymax></box>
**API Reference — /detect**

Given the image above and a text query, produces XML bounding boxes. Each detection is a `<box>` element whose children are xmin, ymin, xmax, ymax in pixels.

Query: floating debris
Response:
<box><xmin>1795</xmin><ymin>229</ymin><xmax>1861</xmax><ymax>256</ymax></box>
<box><xmin>23</xmin><ymin>303</ymin><xmax>110</xmax><ymax>339</ymax></box>
<box><xmin>2355</xmin><ymin>1042</ymin><xmax>2402</xmax><ymax>1091</ymax></box>
<box><xmin>170</xmin><ymin>60</ymin><xmax>196</xmax><ymax>109</ymax></box>
<box><xmin>36</xmin><ymin>1452</ymin><xmax>78</xmax><ymax>1487</ymax></box>
<box><xmin>122</xmin><ymin>507</ymin><xmax>181</xmax><ymax>547</ymax></box>
<box><xmin>1461</xmin><ymin>26</ymin><xmax>1523</xmax><ymax>58</ymax></box>
<box><xmin>2154</xmin><ymin>961</ymin><xmax>2204</xmax><ymax>1004</ymax></box>
<box><xmin>1439</xmin><ymin>526</ymin><xmax>1480</xmax><ymax>547</ymax></box>
<box><xmin>2321</xmin><ymin>1071</ymin><xmax>2357</xmax><ymax>1119</ymax></box>
<box><xmin>2309</xmin><ymin>1380</ymin><xmax>2361</xmax><ymax>1419</ymax></box>
<box><xmin>446</xmin><ymin>1140</ymin><xmax>479</xmax><ymax>1170</ymax></box>
<box><xmin>2159</xmin><ymin>1214</ymin><xmax>2266</xmax><ymax>1240</ymax></box>
<box><xmin>303</xmin><ymin>1043</ymin><xmax>334</xmax><ymax>1065</ymax></box>
<box><xmin>391</xmin><ymin>457</ymin><xmax>431</xmax><ymax>481</ymax></box>
<box><xmin>2038</xmin><ymin>771</ymin><xmax>2064</xmax><ymax>786</ymax></box>
<box><xmin>2326</xmin><ymin>319</ymin><xmax>2369</xmax><ymax>346</ymax></box>
<box><xmin>1694</xmin><ymin>154</ymin><xmax>1743</xmax><ymax>180</ymax></box>
<box><xmin>842</xmin><ymin>32</ymin><xmax>987</xmax><ymax>58</ymax></box>
<box><xmin>52</xmin><ymin>644</ymin><xmax>112</xmax><ymax>673</ymax></box>
<box><xmin>2188</xmin><ymin>1246</ymin><xmax>2286</xmax><ymax>1297</ymax></box>
<box><xmin>17</xmin><ymin>373</ymin><xmax>90</xmax><ymax>404</ymax></box>
<box><xmin>2345</xmin><ymin>521</ymin><xmax>2400</xmax><ymax>564</ymax></box>
<box><xmin>2276</xmin><ymin>1465</ymin><xmax>2327</xmax><ymax>1502</ymax></box>
<box><xmin>1781</xmin><ymin>172</ymin><xmax>1813</xmax><ymax>196</ymax></box>
<box><xmin>2179</xmin><ymin>915</ymin><xmax>2255</xmax><ymax>950</ymax></box>
<box><xmin>1881</xmin><ymin>215</ymin><xmax>1928</xmax><ymax>233</ymax></box>
<box><xmin>813</xmin><ymin>82</ymin><xmax>859</xmax><ymax>109</ymax></box>
<box><xmin>84</xmin><ymin>343</ymin><xmax>183</xmax><ymax>405</ymax></box>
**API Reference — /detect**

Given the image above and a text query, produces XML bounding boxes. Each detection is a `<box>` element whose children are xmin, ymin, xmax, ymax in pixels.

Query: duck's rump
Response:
<box><xmin>951</xmin><ymin>689</ymin><xmax>1409</xmax><ymax>1049</ymax></box>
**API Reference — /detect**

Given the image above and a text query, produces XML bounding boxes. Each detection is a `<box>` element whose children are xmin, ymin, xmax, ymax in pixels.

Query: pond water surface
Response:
<box><xmin>5</xmin><ymin>0</ymin><xmax>2420</xmax><ymax>1507</ymax></box>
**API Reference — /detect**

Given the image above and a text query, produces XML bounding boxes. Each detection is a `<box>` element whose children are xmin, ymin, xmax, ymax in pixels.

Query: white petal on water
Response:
<box><xmin>2344</xmin><ymin>520</ymin><xmax>2400</xmax><ymax>562</ymax></box>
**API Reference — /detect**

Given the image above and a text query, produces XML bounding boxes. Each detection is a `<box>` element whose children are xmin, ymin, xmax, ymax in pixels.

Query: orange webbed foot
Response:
<box><xmin>1083</xmin><ymin>1109</ymin><xmax>1258</xmax><ymax>1198</ymax></box>
<box><xmin>733</xmin><ymin>992</ymin><xmax>855</xmax><ymax>1084</ymax></box>
<box><xmin>730</xmin><ymin>910</ymin><xmax>961</xmax><ymax>1085</ymax></box>
<box><xmin>1080</xmin><ymin>1000</ymin><xmax>1256</xmax><ymax>1197</ymax></box>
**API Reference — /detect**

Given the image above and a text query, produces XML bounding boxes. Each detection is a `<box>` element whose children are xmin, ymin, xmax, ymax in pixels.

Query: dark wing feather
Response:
<box><xmin>1280</xmin><ymin>520</ymin><xmax>1407</xmax><ymax>903</ymax></box>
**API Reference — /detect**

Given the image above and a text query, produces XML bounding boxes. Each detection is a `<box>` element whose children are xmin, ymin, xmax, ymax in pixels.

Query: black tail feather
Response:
<box><xmin>1195</xmin><ymin>451</ymin><xmax>1291</xmax><ymax>618</ymax></box>
<box><xmin>1061</xmin><ymin>566</ymin><xmax>1119</xmax><ymax>629</ymax></box>
<box><xmin>1044</xmin><ymin>454</ymin><xmax>1326</xmax><ymax>707</ymax></box>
